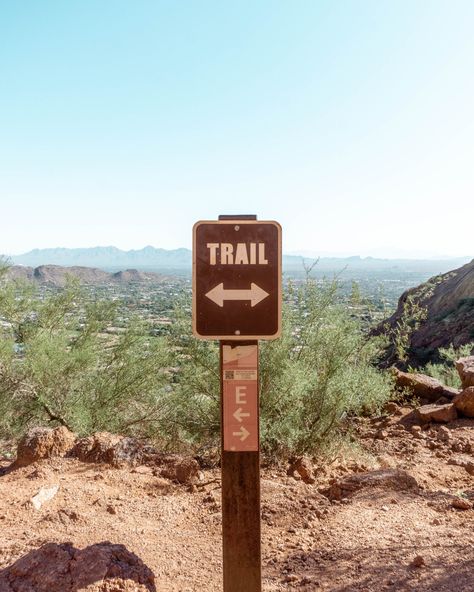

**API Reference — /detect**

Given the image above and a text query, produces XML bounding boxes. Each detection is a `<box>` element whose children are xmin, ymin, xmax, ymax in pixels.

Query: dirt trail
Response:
<box><xmin>1</xmin><ymin>406</ymin><xmax>474</xmax><ymax>591</ymax></box>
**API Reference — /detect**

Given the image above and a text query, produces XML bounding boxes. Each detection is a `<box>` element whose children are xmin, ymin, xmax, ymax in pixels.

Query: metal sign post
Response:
<box><xmin>193</xmin><ymin>215</ymin><xmax>282</xmax><ymax>592</ymax></box>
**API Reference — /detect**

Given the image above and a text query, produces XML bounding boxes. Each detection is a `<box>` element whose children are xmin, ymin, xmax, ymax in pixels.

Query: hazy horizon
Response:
<box><xmin>3</xmin><ymin>243</ymin><xmax>471</xmax><ymax>263</ymax></box>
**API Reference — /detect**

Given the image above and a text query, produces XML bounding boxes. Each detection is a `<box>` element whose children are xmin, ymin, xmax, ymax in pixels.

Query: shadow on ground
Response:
<box><xmin>0</xmin><ymin>541</ymin><xmax>156</xmax><ymax>592</ymax></box>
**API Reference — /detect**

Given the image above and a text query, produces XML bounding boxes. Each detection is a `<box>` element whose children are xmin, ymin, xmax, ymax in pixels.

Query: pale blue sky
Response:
<box><xmin>1</xmin><ymin>1</ymin><xmax>473</xmax><ymax>257</ymax></box>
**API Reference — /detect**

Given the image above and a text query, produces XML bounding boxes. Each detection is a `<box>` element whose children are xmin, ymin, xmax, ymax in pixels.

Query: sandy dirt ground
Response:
<box><xmin>1</xmin><ymin>406</ymin><xmax>474</xmax><ymax>591</ymax></box>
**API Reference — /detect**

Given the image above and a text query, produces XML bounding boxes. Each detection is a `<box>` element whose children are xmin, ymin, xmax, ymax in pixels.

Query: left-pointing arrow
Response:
<box><xmin>233</xmin><ymin>407</ymin><xmax>250</xmax><ymax>422</ymax></box>
<box><xmin>205</xmin><ymin>283</ymin><xmax>269</xmax><ymax>307</ymax></box>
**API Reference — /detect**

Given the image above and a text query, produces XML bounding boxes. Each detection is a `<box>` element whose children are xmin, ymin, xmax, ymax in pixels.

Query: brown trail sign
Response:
<box><xmin>193</xmin><ymin>218</ymin><xmax>281</xmax><ymax>340</ymax></box>
<box><xmin>192</xmin><ymin>216</ymin><xmax>282</xmax><ymax>592</ymax></box>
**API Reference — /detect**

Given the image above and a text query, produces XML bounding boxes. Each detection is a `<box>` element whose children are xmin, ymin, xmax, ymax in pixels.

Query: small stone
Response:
<box><xmin>287</xmin><ymin>456</ymin><xmax>316</xmax><ymax>484</ymax></box>
<box><xmin>375</xmin><ymin>430</ymin><xmax>388</xmax><ymax>440</ymax></box>
<box><xmin>411</xmin><ymin>555</ymin><xmax>425</xmax><ymax>568</ymax></box>
<box><xmin>452</xmin><ymin>497</ymin><xmax>472</xmax><ymax>510</ymax></box>
<box><xmin>106</xmin><ymin>504</ymin><xmax>117</xmax><ymax>515</ymax></box>
<box><xmin>384</xmin><ymin>402</ymin><xmax>400</xmax><ymax>415</ymax></box>
<box><xmin>131</xmin><ymin>465</ymin><xmax>153</xmax><ymax>475</ymax></box>
<box><xmin>283</xmin><ymin>574</ymin><xmax>299</xmax><ymax>583</ymax></box>
<box><xmin>30</xmin><ymin>485</ymin><xmax>59</xmax><ymax>511</ymax></box>
<box><xmin>437</xmin><ymin>426</ymin><xmax>452</xmax><ymax>442</ymax></box>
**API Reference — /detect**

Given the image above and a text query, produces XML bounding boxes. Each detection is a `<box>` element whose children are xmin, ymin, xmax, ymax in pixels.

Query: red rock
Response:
<box><xmin>455</xmin><ymin>356</ymin><xmax>474</xmax><ymax>389</ymax></box>
<box><xmin>15</xmin><ymin>426</ymin><xmax>76</xmax><ymax>467</ymax></box>
<box><xmin>287</xmin><ymin>456</ymin><xmax>316</xmax><ymax>484</ymax></box>
<box><xmin>411</xmin><ymin>555</ymin><xmax>425</xmax><ymax>568</ymax></box>
<box><xmin>453</xmin><ymin>387</ymin><xmax>474</xmax><ymax>418</ymax></box>
<box><xmin>451</xmin><ymin>497</ymin><xmax>472</xmax><ymax>510</ymax></box>
<box><xmin>159</xmin><ymin>455</ymin><xmax>200</xmax><ymax>485</ymax></box>
<box><xmin>0</xmin><ymin>542</ymin><xmax>155</xmax><ymax>592</ymax></box>
<box><xmin>447</xmin><ymin>455</ymin><xmax>474</xmax><ymax>475</ymax></box>
<box><xmin>327</xmin><ymin>469</ymin><xmax>418</xmax><ymax>501</ymax></box>
<box><xmin>417</xmin><ymin>404</ymin><xmax>457</xmax><ymax>423</ymax></box>
<box><xmin>393</xmin><ymin>369</ymin><xmax>459</xmax><ymax>402</ymax></box>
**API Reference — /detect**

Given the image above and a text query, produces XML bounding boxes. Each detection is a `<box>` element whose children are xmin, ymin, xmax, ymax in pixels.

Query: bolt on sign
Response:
<box><xmin>192</xmin><ymin>219</ymin><xmax>282</xmax><ymax>340</ymax></box>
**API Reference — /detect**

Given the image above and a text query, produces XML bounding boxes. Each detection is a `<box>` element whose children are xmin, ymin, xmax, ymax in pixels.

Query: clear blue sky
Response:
<box><xmin>1</xmin><ymin>1</ymin><xmax>473</xmax><ymax>257</ymax></box>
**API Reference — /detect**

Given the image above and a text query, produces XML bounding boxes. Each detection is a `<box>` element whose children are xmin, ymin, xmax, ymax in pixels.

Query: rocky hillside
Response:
<box><xmin>378</xmin><ymin>259</ymin><xmax>474</xmax><ymax>365</ymax></box>
<box><xmin>4</xmin><ymin>265</ymin><xmax>166</xmax><ymax>287</ymax></box>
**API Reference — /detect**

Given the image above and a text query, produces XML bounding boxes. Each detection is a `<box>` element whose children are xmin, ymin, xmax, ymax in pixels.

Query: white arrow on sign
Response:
<box><xmin>232</xmin><ymin>426</ymin><xmax>250</xmax><ymax>442</ymax></box>
<box><xmin>233</xmin><ymin>407</ymin><xmax>250</xmax><ymax>422</ymax></box>
<box><xmin>205</xmin><ymin>283</ymin><xmax>269</xmax><ymax>308</ymax></box>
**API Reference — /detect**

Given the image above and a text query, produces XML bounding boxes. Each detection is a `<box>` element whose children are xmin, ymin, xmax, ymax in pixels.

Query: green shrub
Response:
<box><xmin>422</xmin><ymin>343</ymin><xmax>474</xmax><ymax>389</ymax></box>
<box><xmin>0</xmin><ymin>279</ymin><xmax>171</xmax><ymax>439</ymax></box>
<box><xmin>166</xmin><ymin>277</ymin><xmax>393</xmax><ymax>459</ymax></box>
<box><xmin>0</xmin><ymin>272</ymin><xmax>393</xmax><ymax>460</ymax></box>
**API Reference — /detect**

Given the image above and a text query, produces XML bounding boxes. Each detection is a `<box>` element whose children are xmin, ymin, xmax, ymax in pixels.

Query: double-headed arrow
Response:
<box><xmin>205</xmin><ymin>283</ymin><xmax>269</xmax><ymax>308</ymax></box>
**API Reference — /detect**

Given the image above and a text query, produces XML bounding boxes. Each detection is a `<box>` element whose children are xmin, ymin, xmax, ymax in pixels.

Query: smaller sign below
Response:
<box><xmin>222</xmin><ymin>344</ymin><xmax>259</xmax><ymax>452</ymax></box>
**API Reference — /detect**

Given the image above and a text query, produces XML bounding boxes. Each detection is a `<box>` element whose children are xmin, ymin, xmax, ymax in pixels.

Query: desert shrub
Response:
<box><xmin>166</xmin><ymin>277</ymin><xmax>393</xmax><ymax>458</ymax></box>
<box><xmin>0</xmin><ymin>278</ymin><xmax>170</xmax><ymax>438</ymax></box>
<box><xmin>422</xmin><ymin>343</ymin><xmax>474</xmax><ymax>389</ymax></box>
<box><xmin>0</xmin><ymin>271</ymin><xmax>392</xmax><ymax>459</ymax></box>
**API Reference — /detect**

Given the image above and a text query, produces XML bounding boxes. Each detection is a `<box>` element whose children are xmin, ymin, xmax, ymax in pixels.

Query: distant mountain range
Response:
<box><xmin>5</xmin><ymin>265</ymin><xmax>166</xmax><ymax>287</ymax></box>
<box><xmin>4</xmin><ymin>246</ymin><xmax>472</xmax><ymax>277</ymax></box>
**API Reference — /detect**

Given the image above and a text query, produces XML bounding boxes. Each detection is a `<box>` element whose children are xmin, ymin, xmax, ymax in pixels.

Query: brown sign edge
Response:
<box><xmin>192</xmin><ymin>219</ymin><xmax>282</xmax><ymax>341</ymax></box>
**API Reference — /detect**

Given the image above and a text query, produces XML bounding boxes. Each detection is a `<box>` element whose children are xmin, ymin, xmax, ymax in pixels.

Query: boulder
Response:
<box><xmin>393</xmin><ymin>369</ymin><xmax>459</xmax><ymax>402</ymax></box>
<box><xmin>287</xmin><ymin>456</ymin><xmax>316</xmax><ymax>484</ymax></box>
<box><xmin>71</xmin><ymin>432</ymin><xmax>199</xmax><ymax>484</ymax></box>
<box><xmin>15</xmin><ymin>427</ymin><xmax>76</xmax><ymax>467</ymax></box>
<box><xmin>453</xmin><ymin>387</ymin><xmax>474</xmax><ymax>418</ymax></box>
<box><xmin>159</xmin><ymin>455</ymin><xmax>200</xmax><ymax>485</ymax></box>
<box><xmin>373</xmin><ymin>259</ymin><xmax>474</xmax><ymax>366</ymax></box>
<box><xmin>417</xmin><ymin>403</ymin><xmax>457</xmax><ymax>423</ymax></box>
<box><xmin>455</xmin><ymin>357</ymin><xmax>474</xmax><ymax>389</ymax></box>
<box><xmin>71</xmin><ymin>432</ymin><xmax>135</xmax><ymax>466</ymax></box>
<box><xmin>0</xmin><ymin>542</ymin><xmax>155</xmax><ymax>592</ymax></box>
<box><xmin>326</xmin><ymin>468</ymin><xmax>418</xmax><ymax>501</ymax></box>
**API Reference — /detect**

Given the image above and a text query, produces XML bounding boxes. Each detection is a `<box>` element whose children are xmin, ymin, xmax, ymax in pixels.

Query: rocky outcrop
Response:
<box><xmin>375</xmin><ymin>259</ymin><xmax>474</xmax><ymax>365</ymax></box>
<box><xmin>12</xmin><ymin>429</ymin><xmax>198</xmax><ymax>485</ymax></box>
<box><xmin>393</xmin><ymin>368</ymin><xmax>459</xmax><ymax>401</ymax></box>
<box><xmin>326</xmin><ymin>469</ymin><xmax>418</xmax><ymax>501</ymax></box>
<box><xmin>455</xmin><ymin>357</ymin><xmax>474</xmax><ymax>389</ymax></box>
<box><xmin>453</xmin><ymin>387</ymin><xmax>474</xmax><ymax>418</ymax></box>
<box><xmin>417</xmin><ymin>403</ymin><xmax>457</xmax><ymax>423</ymax></box>
<box><xmin>71</xmin><ymin>432</ymin><xmax>199</xmax><ymax>484</ymax></box>
<box><xmin>0</xmin><ymin>542</ymin><xmax>155</xmax><ymax>592</ymax></box>
<box><xmin>15</xmin><ymin>427</ymin><xmax>76</xmax><ymax>467</ymax></box>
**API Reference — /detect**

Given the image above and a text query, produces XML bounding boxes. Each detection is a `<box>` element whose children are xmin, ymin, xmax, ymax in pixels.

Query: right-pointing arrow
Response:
<box><xmin>205</xmin><ymin>283</ymin><xmax>269</xmax><ymax>307</ymax></box>
<box><xmin>232</xmin><ymin>426</ymin><xmax>250</xmax><ymax>442</ymax></box>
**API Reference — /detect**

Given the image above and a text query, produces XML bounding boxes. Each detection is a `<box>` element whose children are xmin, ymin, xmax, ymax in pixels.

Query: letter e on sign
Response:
<box><xmin>192</xmin><ymin>219</ymin><xmax>282</xmax><ymax>340</ymax></box>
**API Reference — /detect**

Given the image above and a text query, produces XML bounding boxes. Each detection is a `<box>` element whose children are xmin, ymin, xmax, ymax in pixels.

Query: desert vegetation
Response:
<box><xmin>0</xmin><ymin>262</ymin><xmax>392</xmax><ymax>459</ymax></box>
